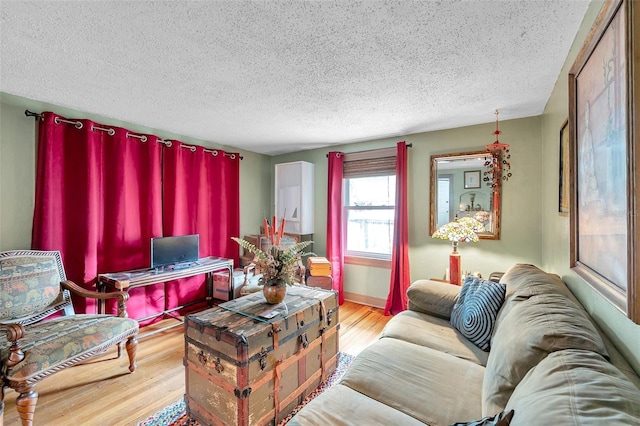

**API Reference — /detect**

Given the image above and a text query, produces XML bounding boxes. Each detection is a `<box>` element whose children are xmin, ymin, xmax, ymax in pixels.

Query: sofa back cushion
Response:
<box><xmin>494</xmin><ymin>264</ymin><xmax>576</xmax><ymax>333</ymax></box>
<box><xmin>482</xmin><ymin>292</ymin><xmax>609</xmax><ymax>415</ymax></box>
<box><xmin>0</xmin><ymin>253</ymin><xmax>63</xmax><ymax>321</ymax></box>
<box><xmin>506</xmin><ymin>349</ymin><xmax>640</xmax><ymax>425</ymax></box>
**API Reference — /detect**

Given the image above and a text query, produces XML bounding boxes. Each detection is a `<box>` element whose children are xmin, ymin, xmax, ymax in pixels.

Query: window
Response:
<box><xmin>342</xmin><ymin>148</ymin><xmax>396</xmax><ymax>267</ymax></box>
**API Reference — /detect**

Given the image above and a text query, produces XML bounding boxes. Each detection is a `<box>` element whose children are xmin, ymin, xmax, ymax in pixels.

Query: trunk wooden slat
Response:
<box><xmin>184</xmin><ymin>286</ymin><xmax>340</xmax><ymax>425</ymax></box>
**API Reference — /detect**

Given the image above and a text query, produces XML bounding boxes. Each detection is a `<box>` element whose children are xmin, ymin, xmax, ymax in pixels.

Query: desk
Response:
<box><xmin>97</xmin><ymin>257</ymin><xmax>233</xmax><ymax>321</ymax></box>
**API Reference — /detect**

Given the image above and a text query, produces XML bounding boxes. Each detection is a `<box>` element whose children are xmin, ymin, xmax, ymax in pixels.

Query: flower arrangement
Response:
<box><xmin>473</xmin><ymin>210</ymin><xmax>491</xmax><ymax>224</ymax></box>
<box><xmin>232</xmin><ymin>217</ymin><xmax>313</xmax><ymax>287</ymax></box>
<box><xmin>432</xmin><ymin>216</ymin><xmax>485</xmax><ymax>243</ymax></box>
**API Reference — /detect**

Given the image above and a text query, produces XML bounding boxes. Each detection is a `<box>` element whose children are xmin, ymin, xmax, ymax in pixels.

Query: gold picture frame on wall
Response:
<box><xmin>558</xmin><ymin>119</ymin><xmax>569</xmax><ymax>215</ymax></box>
<box><xmin>568</xmin><ymin>0</ymin><xmax>639</xmax><ymax>323</ymax></box>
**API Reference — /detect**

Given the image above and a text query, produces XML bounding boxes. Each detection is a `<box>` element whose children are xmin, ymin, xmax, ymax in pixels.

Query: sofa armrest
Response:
<box><xmin>407</xmin><ymin>279</ymin><xmax>461</xmax><ymax>319</ymax></box>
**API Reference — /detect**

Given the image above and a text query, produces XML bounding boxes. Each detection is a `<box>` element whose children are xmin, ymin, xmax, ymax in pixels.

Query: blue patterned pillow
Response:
<box><xmin>450</xmin><ymin>276</ymin><xmax>506</xmax><ymax>351</ymax></box>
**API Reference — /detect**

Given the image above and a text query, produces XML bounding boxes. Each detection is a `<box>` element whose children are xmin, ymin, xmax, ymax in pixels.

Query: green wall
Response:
<box><xmin>273</xmin><ymin>115</ymin><xmax>544</xmax><ymax>304</ymax></box>
<box><xmin>0</xmin><ymin>100</ymin><xmax>36</xmax><ymax>250</ymax></box>
<box><xmin>0</xmin><ymin>93</ymin><xmax>272</xmax><ymax>254</ymax></box>
<box><xmin>539</xmin><ymin>0</ymin><xmax>640</xmax><ymax>374</ymax></box>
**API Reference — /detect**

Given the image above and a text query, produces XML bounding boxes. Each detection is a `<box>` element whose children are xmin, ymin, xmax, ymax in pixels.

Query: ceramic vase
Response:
<box><xmin>263</xmin><ymin>284</ymin><xmax>287</xmax><ymax>304</ymax></box>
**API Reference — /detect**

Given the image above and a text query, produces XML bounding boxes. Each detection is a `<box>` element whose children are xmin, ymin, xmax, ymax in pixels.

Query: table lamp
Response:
<box><xmin>432</xmin><ymin>216</ymin><xmax>485</xmax><ymax>285</ymax></box>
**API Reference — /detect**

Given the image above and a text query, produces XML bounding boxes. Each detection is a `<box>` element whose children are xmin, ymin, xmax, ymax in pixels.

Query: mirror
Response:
<box><xmin>430</xmin><ymin>151</ymin><xmax>501</xmax><ymax>240</ymax></box>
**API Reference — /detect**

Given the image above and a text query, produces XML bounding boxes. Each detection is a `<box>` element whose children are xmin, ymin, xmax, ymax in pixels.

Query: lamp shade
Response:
<box><xmin>432</xmin><ymin>216</ymin><xmax>485</xmax><ymax>243</ymax></box>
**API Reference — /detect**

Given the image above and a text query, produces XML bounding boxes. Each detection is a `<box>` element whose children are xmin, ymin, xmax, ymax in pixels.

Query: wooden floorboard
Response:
<box><xmin>2</xmin><ymin>301</ymin><xmax>391</xmax><ymax>426</ymax></box>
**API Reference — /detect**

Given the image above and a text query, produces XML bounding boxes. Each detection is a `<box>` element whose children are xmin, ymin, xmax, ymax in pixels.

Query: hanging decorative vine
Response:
<box><xmin>483</xmin><ymin>110</ymin><xmax>512</xmax><ymax>189</ymax></box>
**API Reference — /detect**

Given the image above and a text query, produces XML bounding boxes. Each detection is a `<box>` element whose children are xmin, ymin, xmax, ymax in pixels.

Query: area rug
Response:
<box><xmin>139</xmin><ymin>352</ymin><xmax>355</xmax><ymax>426</ymax></box>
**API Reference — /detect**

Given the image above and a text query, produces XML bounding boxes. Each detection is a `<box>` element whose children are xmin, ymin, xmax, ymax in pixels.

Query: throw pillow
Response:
<box><xmin>450</xmin><ymin>276</ymin><xmax>506</xmax><ymax>351</ymax></box>
<box><xmin>450</xmin><ymin>409</ymin><xmax>514</xmax><ymax>426</ymax></box>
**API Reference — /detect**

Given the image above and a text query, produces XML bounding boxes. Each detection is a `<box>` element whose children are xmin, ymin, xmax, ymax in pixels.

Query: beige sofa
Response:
<box><xmin>289</xmin><ymin>264</ymin><xmax>640</xmax><ymax>425</ymax></box>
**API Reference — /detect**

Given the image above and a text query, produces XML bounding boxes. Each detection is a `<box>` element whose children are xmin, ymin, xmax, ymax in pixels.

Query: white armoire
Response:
<box><xmin>274</xmin><ymin>161</ymin><xmax>314</xmax><ymax>235</ymax></box>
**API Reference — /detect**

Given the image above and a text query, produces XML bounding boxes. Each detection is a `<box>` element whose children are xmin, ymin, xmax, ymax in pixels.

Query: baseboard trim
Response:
<box><xmin>344</xmin><ymin>292</ymin><xmax>386</xmax><ymax>309</ymax></box>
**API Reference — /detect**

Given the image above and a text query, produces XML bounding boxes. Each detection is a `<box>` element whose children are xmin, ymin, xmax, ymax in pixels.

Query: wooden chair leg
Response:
<box><xmin>125</xmin><ymin>336</ymin><xmax>138</xmax><ymax>372</ymax></box>
<box><xmin>15</xmin><ymin>389</ymin><xmax>37</xmax><ymax>426</ymax></box>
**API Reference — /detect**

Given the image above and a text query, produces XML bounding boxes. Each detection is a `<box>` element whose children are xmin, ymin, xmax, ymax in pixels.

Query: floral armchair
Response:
<box><xmin>0</xmin><ymin>250</ymin><xmax>139</xmax><ymax>425</ymax></box>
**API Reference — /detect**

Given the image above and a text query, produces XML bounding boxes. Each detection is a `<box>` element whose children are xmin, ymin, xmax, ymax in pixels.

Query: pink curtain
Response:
<box><xmin>162</xmin><ymin>144</ymin><xmax>240</xmax><ymax>313</ymax></box>
<box><xmin>32</xmin><ymin>112</ymin><xmax>163</xmax><ymax>314</ymax></box>
<box><xmin>384</xmin><ymin>141</ymin><xmax>410</xmax><ymax>315</ymax></box>
<box><xmin>326</xmin><ymin>152</ymin><xmax>345</xmax><ymax>304</ymax></box>
<box><xmin>31</xmin><ymin>113</ymin><xmax>240</xmax><ymax>321</ymax></box>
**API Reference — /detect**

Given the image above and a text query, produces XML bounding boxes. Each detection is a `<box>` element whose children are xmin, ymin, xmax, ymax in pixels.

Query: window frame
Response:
<box><xmin>341</xmin><ymin>148</ymin><xmax>396</xmax><ymax>268</ymax></box>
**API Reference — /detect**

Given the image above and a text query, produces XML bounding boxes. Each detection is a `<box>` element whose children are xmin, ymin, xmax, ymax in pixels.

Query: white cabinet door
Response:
<box><xmin>275</xmin><ymin>161</ymin><xmax>314</xmax><ymax>234</ymax></box>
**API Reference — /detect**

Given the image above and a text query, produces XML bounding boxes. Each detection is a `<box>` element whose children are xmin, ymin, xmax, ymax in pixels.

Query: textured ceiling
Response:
<box><xmin>0</xmin><ymin>1</ymin><xmax>590</xmax><ymax>155</ymax></box>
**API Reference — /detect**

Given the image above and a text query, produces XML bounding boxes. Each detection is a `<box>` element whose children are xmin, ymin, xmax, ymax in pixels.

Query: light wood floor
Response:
<box><xmin>2</xmin><ymin>301</ymin><xmax>391</xmax><ymax>426</ymax></box>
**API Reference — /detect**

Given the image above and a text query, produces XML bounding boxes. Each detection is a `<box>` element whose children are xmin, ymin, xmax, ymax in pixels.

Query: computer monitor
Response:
<box><xmin>150</xmin><ymin>234</ymin><xmax>199</xmax><ymax>269</ymax></box>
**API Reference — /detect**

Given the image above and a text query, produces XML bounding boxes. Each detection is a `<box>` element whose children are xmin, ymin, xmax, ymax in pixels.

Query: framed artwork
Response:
<box><xmin>558</xmin><ymin>119</ymin><xmax>569</xmax><ymax>215</ymax></box>
<box><xmin>464</xmin><ymin>170</ymin><xmax>481</xmax><ymax>189</ymax></box>
<box><xmin>569</xmin><ymin>0</ymin><xmax>639</xmax><ymax>322</ymax></box>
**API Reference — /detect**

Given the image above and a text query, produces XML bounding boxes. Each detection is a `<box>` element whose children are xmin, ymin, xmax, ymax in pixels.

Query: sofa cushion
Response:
<box><xmin>287</xmin><ymin>383</ymin><xmax>426</xmax><ymax>426</ymax></box>
<box><xmin>495</xmin><ymin>264</ymin><xmax>576</xmax><ymax>333</ymax></box>
<box><xmin>450</xmin><ymin>277</ymin><xmax>506</xmax><ymax>351</ymax></box>
<box><xmin>597</xmin><ymin>322</ymin><xmax>640</xmax><ymax>390</ymax></box>
<box><xmin>407</xmin><ymin>279</ymin><xmax>461</xmax><ymax>319</ymax></box>
<box><xmin>499</xmin><ymin>263</ymin><xmax>572</xmax><ymax>299</ymax></box>
<box><xmin>340</xmin><ymin>337</ymin><xmax>485</xmax><ymax>425</ymax></box>
<box><xmin>482</xmin><ymin>292</ymin><xmax>609</xmax><ymax>415</ymax></box>
<box><xmin>506</xmin><ymin>349</ymin><xmax>640</xmax><ymax>425</ymax></box>
<box><xmin>381</xmin><ymin>310</ymin><xmax>489</xmax><ymax>366</ymax></box>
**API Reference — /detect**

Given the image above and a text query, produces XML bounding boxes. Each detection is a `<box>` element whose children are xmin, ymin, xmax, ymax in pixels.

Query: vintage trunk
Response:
<box><xmin>184</xmin><ymin>285</ymin><xmax>340</xmax><ymax>426</ymax></box>
<box><xmin>305</xmin><ymin>275</ymin><xmax>333</xmax><ymax>291</ymax></box>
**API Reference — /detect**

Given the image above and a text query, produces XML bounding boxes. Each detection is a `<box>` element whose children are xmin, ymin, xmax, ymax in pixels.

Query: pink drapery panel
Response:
<box><xmin>162</xmin><ymin>144</ymin><xmax>240</xmax><ymax>313</ymax></box>
<box><xmin>31</xmin><ymin>112</ymin><xmax>163</xmax><ymax>315</ymax></box>
<box><xmin>384</xmin><ymin>141</ymin><xmax>410</xmax><ymax>315</ymax></box>
<box><xmin>205</xmin><ymin>150</ymin><xmax>240</xmax><ymax>263</ymax></box>
<box><xmin>326</xmin><ymin>152</ymin><xmax>345</xmax><ymax>305</ymax></box>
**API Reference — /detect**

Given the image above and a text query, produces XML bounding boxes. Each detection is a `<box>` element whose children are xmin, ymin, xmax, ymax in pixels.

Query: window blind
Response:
<box><xmin>343</xmin><ymin>147</ymin><xmax>396</xmax><ymax>178</ymax></box>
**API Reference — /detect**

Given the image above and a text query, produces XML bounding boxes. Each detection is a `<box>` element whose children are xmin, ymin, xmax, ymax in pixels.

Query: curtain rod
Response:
<box><xmin>24</xmin><ymin>109</ymin><xmax>243</xmax><ymax>160</ymax></box>
<box><xmin>25</xmin><ymin>109</ymin><xmax>44</xmax><ymax>120</ymax></box>
<box><xmin>325</xmin><ymin>142</ymin><xmax>412</xmax><ymax>158</ymax></box>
